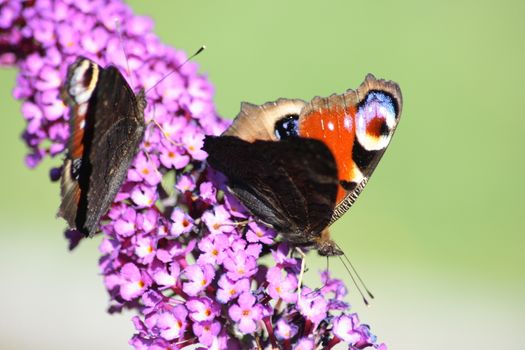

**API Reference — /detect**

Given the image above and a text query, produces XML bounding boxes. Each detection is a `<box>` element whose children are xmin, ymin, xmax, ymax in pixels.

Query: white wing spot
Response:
<box><xmin>343</xmin><ymin>116</ymin><xmax>352</xmax><ymax>131</ymax></box>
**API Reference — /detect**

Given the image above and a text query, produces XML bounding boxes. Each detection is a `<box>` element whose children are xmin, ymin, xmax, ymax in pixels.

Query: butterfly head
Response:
<box><xmin>315</xmin><ymin>229</ymin><xmax>343</xmax><ymax>256</ymax></box>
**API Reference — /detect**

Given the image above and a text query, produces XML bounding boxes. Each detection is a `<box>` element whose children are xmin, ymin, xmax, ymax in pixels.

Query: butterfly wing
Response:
<box><xmin>216</xmin><ymin>75</ymin><xmax>402</xmax><ymax>227</ymax></box>
<box><xmin>83</xmin><ymin>65</ymin><xmax>146</xmax><ymax>236</ymax></box>
<box><xmin>59</xmin><ymin>57</ymin><xmax>146</xmax><ymax>236</ymax></box>
<box><xmin>298</xmin><ymin>74</ymin><xmax>402</xmax><ymax>225</ymax></box>
<box><xmin>204</xmin><ymin>135</ymin><xmax>338</xmax><ymax>245</ymax></box>
<box><xmin>59</xmin><ymin>58</ymin><xmax>100</xmax><ymax>232</ymax></box>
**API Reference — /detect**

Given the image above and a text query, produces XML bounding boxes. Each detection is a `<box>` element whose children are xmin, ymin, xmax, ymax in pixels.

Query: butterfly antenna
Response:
<box><xmin>336</xmin><ymin>242</ymin><xmax>374</xmax><ymax>300</ymax></box>
<box><xmin>115</xmin><ymin>19</ymin><xmax>135</xmax><ymax>88</ymax></box>
<box><xmin>337</xmin><ymin>254</ymin><xmax>370</xmax><ymax>306</ymax></box>
<box><xmin>145</xmin><ymin>45</ymin><xmax>206</xmax><ymax>95</ymax></box>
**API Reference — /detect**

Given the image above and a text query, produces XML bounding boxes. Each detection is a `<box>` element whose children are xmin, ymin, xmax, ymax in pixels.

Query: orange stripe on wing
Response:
<box><xmin>69</xmin><ymin>105</ymin><xmax>86</xmax><ymax>159</ymax></box>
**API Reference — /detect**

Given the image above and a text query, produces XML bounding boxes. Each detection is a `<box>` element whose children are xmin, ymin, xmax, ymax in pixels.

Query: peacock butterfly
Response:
<box><xmin>58</xmin><ymin>57</ymin><xmax>146</xmax><ymax>237</ymax></box>
<box><xmin>204</xmin><ymin>74</ymin><xmax>402</xmax><ymax>256</ymax></box>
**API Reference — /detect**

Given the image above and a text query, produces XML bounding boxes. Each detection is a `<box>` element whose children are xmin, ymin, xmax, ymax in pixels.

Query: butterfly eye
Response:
<box><xmin>274</xmin><ymin>114</ymin><xmax>299</xmax><ymax>140</ymax></box>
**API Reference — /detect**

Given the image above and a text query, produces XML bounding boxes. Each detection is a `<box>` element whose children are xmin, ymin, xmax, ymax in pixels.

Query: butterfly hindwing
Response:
<box><xmin>84</xmin><ymin>66</ymin><xmax>146</xmax><ymax>235</ymax></box>
<box><xmin>204</xmin><ymin>135</ymin><xmax>338</xmax><ymax>246</ymax></box>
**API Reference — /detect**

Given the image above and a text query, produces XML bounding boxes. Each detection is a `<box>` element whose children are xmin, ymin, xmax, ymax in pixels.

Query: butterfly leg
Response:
<box><xmin>145</xmin><ymin>103</ymin><xmax>186</xmax><ymax>148</ymax></box>
<box><xmin>295</xmin><ymin>247</ymin><xmax>307</xmax><ymax>303</ymax></box>
<box><xmin>231</xmin><ymin>219</ymin><xmax>251</xmax><ymax>227</ymax></box>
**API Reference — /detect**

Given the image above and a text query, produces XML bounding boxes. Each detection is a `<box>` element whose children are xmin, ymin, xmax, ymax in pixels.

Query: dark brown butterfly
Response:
<box><xmin>58</xmin><ymin>57</ymin><xmax>146</xmax><ymax>237</ymax></box>
<box><xmin>204</xmin><ymin>74</ymin><xmax>402</xmax><ymax>255</ymax></box>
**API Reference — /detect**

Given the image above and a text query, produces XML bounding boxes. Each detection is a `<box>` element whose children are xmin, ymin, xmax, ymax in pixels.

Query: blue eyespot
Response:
<box><xmin>365</xmin><ymin>91</ymin><xmax>397</xmax><ymax>117</ymax></box>
<box><xmin>274</xmin><ymin>114</ymin><xmax>299</xmax><ymax>140</ymax></box>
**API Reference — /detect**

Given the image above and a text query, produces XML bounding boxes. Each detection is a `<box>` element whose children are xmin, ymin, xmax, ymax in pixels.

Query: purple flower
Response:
<box><xmin>298</xmin><ymin>288</ymin><xmax>329</xmax><ymax>326</ymax></box>
<box><xmin>119</xmin><ymin>263</ymin><xmax>151</xmax><ymax>301</ymax></box>
<box><xmin>136</xmin><ymin>209</ymin><xmax>159</xmax><ymax>234</ymax></box>
<box><xmin>170</xmin><ymin>208</ymin><xmax>194</xmax><ymax>236</ymax></box>
<box><xmin>182</xmin><ymin>263</ymin><xmax>215</xmax><ymax>296</ymax></box>
<box><xmin>197</xmin><ymin>233</ymin><xmax>229</xmax><ymax>265</ymax></box>
<box><xmin>151</xmin><ymin>261</ymin><xmax>180</xmax><ymax>289</ymax></box>
<box><xmin>272</xmin><ymin>243</ymin><xmax>300</xmax><ymax>270</ymax></box>
<box><xmin>131</xmin><ymin>185</ymin><xmax>157</xmax><ymax>208</ymax></box>
<box><xmin>134</xmin><ymin>235</ymin><xmax>156</xmax><ymax>263</ymax></box>
<box><xmin>223</xmin><ymin>194</ymin><xmax>248</xmax><ymax>219</ymax></box>
<box><xmin>202</xmin><ymin>205</ymin><xmax>234</xmax><ymax>235</ymax></box>
<box><xmin>267</xmin><ymin>266</ymin><xmax>298</xmax><ymax>303</ymax></box>
<box><xmin>175</xmin><ymin>174</ymin><xmax>195</xmax><ymax>192</ymax></box>
<box><xmin>333</xmin><ymin>314</ymin><xmax>362</xmax><ymax>344</ymax></box>
<box><xmin>216</xmin><ymin>276</ymin><xmax>249</xmax><ymax>304</ymax></box>
<box><xmin>246</xmin><ymin>221</ymin><xmax>276</xmax><ymax>244</ymax></box>
<box><xmin>2</xmin><ymin>0</ymin><xmax>386</xmax><ymax>348</ymax></box>
<box><xmin>228</xmin><ymin>292</ymin><xmax>264</xmax><ymax>334</ymax></box>
<box><xmin>114</xmin><ymin>207</ymin><xmax>137</xmax><ymax>237</ymax></box>
<box><xmin>199</xmin><ymin>181</ymin><xmax>217</xmax><ymax>203</ymax></box>
<box><xmin>128</xmin><ymin>152</ymin><xmax>162</xmax><ymax>186</ymax></box>
<box><xmin>193</xmin><ymin>320</ymin><xmax>221</xmax><ymax>347</ymax></box>
<box><xmin>187</xmin><ymin>297</ymin><xmax>219</xmax><ymax>322</ymax></box>
<box><xmin>275</xmin><ymin>319</ymin><xmax>298</xmax><ymax>340</ymax></box>
<box><xmin>182</xmin><ymin>132</ymin><xmax>207</xmax><ymax>160</ymax></box>
<box><xmin>155</xmin><ymin>305</ymin><xmax>188</xmax><ymax>341</ymax></box>
<box><xmin>293</xmin><ymin>337</ymin><xmax>315</xmax><ymax>350</ymax></box>
<box><xmin>159</xmin><ymin>144</ymin><xmax>190</xmax><ymax>169</ymax></box>
<box><xmin>223</xmin><ymin>250</ymin><xmax>258</xmax><ymax>281</ymax></box>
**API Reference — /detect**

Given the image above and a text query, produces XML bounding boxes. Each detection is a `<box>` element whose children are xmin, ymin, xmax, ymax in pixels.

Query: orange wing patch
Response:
<box><xmin>299</xmin><ymin>102</ymin><xmax>361</xmax><ymax>204</ymax></box>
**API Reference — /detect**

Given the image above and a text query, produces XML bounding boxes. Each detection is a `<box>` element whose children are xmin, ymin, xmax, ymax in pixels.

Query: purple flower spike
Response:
<box><xmin>2</xmin><ymin>0</ymin><xmax>386</xmax><ymax>348</ymax></box>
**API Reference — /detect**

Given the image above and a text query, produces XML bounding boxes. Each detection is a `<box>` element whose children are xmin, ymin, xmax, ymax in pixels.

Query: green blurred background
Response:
<box><xmin>1</xmin><ymin>0</ymin><xmax>524</xmax><ymax>349</ymax></box>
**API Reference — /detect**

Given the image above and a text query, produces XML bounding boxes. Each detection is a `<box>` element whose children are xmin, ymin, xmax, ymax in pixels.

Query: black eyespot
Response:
<box><xmin>379</xmin><ymin>120</ymin><xmax>389</xmax><ymax>136</ymax></box>
<box><xmin>274</xmin><ymin>114</ymin><xmax>299</xmax><ymax>140</ymax></box>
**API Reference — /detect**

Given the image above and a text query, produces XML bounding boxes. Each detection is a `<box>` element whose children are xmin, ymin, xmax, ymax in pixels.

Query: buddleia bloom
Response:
<box><xmin>1</xmin><ymin>0</ymin><xmax>386</xmax><ymax>349</ymax></box>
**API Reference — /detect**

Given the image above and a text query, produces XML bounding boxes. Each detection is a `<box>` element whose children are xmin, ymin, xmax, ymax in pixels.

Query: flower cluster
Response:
<box><xmin>1</xmin><ymin>1</ymin><xmax>386</xmax><ymax>349</ymax></box>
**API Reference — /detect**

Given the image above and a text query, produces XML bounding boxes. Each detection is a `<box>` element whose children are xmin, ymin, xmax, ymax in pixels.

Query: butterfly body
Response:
<box><xmin>204</xmin><ymin>74</ymin><xmax>402</xmax><ymax>256</ymax></box>
<box><xmin>59</xmin><ymin>57</ymin><xmax>146</xmax><ymax>237</ymax></box>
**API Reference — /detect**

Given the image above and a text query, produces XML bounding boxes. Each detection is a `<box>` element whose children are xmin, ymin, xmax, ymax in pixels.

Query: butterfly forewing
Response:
<box><xmin>84</xmin><ymin>66</ymin><xmax>146</xmax><ymax>234</ymax></box>
<box><xmin>298</xmin><ymin>74</ymin><xmax>402</xmax><ymax>224</ymax></box>
<box><xmin>224</xmin><ymin>99</ymin><xmax>306</xmax><ymax>142</ymax></box>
